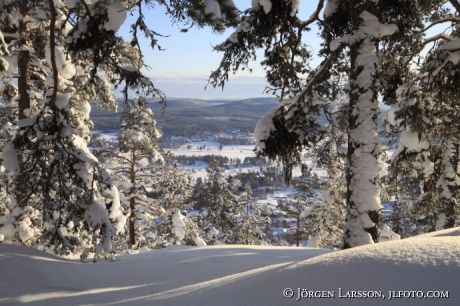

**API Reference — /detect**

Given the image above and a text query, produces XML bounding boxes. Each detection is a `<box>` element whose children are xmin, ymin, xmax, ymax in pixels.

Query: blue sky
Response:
<box><xmin>117</xmin><ymin>1</ymin><xmax>323</xmax><ymax>99</ymax></box>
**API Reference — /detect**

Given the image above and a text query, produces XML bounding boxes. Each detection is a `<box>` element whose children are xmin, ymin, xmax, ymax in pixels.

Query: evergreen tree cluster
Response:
<box><xmin>208</xmin><ymin>0</ymin><xmax>460</xmax><ymax>247</ymax></box>
<box><xmin>0</xmin><ymin>0</ymin><xmax>241</xmax><ymax>256</ymax></box>
<box><xmin>2</xmin><ymin>0</ymin><xmax>460</xmax><ymax>257</ymax></box>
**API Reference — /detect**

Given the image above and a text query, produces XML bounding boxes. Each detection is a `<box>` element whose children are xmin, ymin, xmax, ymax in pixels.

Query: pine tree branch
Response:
<box><xmin>112</xmin><ymin>169</ymin><xmax>132</xmax><ymax>175</ymax></box>
<box><xmin>422</xmin><ymin>17</ymin><xmax>460</xmax><ymax>34</ymax></box>
<box><xmin>296</xmin><ymin>47</ymin><xmax>342</xmax><ymax>104</ymax></box>
<box><xmin>300</xmin><ymin>0</ymin><xmax>325</xmax><ymax>29</ymax></box>
<box><xmin>449</xmin><ymin>0</ymin><xmax>460</xmax><ymax>13</ymax></box>
<box><xmin>403</xmin><ymin>33</ymin><xmax>454</xmax><ymax>78</ymax></box>
<box><xmin>114</xmin><ymin>154</ymin><xmax>135</xmax><ymax>165</ymax></box>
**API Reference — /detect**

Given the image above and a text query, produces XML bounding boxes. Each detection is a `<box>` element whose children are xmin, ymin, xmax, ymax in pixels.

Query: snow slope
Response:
<box><xmin>1</xmin><ymin>228</ymin><xmax>459</xmax><ymax>305</ymax></box>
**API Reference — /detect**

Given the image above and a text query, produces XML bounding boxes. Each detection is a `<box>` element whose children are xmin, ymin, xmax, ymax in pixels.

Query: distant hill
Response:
<box><xmin>90</xmin><ymin>97</ymin><xmax>387</xmax><ymax>138</ymax></box>
<box><xmin>90</xmin><ymin>97</ymin><xmax>279</xmax><ymax>137</ymax></box>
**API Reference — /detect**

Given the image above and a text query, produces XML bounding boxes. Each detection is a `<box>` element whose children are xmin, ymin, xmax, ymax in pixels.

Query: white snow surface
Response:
<box><xmin>0</xmin><ymin>55</ymin><xmax>17</xmax><ymax>78</ymax></box>
<box><xmin>55</xmin><ymin>92</ymin><xmax>70</xmax><ymax>110</ymax></box>
<box><xmin>1</xmin><ymin>228</ymin><xmax>460</xmax><ymax>305</ymax></box>
<box><xmin>254</xmin><ymin>106</ymin><xmax>279</xmax><ymax>148</ymax></box>
<box><xmin>171</xmin><ymin>209</ymin><xmax>186</xmax><ymax>242</ymax></box>
<box><xmin>330</xmin><ymin>11</ymin><xmax>398</xmax><ymax>51</ymax></box>
<box><xmin>0</xmin><ymin>143</ymin><xmax>19</xmax><ymax>176</ymax></box>
<box><xmin>393</xmin><ymin>129</ymin><xmax>429</xmax><ymax>157</ymax></box>
<box><xmin>385</xmin><ymin>103</ymin><xmax>402</xmax><ymax>126</ymax></box>
<box><xmin>104</xmin><ymin>2</ymin><xmax>127</xmax><ymax>32</ymax></box>
<box><xmin>252</xmin><ymin>0</ymin><xmax>272</xmax><ymax>14</ymax></box>
<box><xmin>324</xmin><ymin>0</ymin><xmax>338</xmax><ymax>17</ymax></box>
<box><xmin>71</xmin><ymin>135</ymin><xmax>98</xmax><ymax>164</ymax></box>
<box><xmin>204</xmin><ymin>0</ymin><xmax>221</xmax><ymax>19</ymax></box>
<box><xmin>227</xmin><ymin>20</ymin><xmax>251</xmax><ymax>43</ymax></box>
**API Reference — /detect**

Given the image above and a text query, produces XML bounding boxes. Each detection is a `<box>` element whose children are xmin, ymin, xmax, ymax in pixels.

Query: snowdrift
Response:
<box><xmin>1</xmin><ymin>228</ymin><xmax>459</xmax><ymax>305</ymax></box>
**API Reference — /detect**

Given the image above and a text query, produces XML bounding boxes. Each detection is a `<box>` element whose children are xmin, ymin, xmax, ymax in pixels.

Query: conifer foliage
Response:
<box><xmin>111</xmin><ymin>96</ymin><xmax>163</xmax><ymax>248</ymax></box>
<box><xmin>0</xmin><ymin>0</ymin><xmax>240</xmax><ymax>254</ymax></box>
<box><xmin>384</xmin><ymin>1</ymin><xmax>460</xmax><ymax>233</ymax></box>
<box><xmin>276</xmin><ymin>173</ymin><xmax>314</xmax><ymax>247</ymax></box>
<box><xmin>229</xmin><ymin>182</ymin><xmax>270</xmax><ymax>245</ymax></box>
<box><xmin>209</xmin><ymin>0</ymin><xmax>460</xmax><ymax>248</ymax></box>
<box><xmin>194</xmin><ymin>160</ymin><xmax>241</xmax><ymax>243</ymax></box>
<box><xmin>153</xmin><ymin>157</ymin><xmax>204</xmax><ymax>248</ymax></box>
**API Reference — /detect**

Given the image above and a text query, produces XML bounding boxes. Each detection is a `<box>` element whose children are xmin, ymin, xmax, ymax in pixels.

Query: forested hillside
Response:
<box><xmin>91</xmin><ymin>97</ymin><xmax>279</xmax><ymax>136</ymax></box>
<box><xmin>91</xmin><ymin>97</ymin><xmax>388</xmax><ymax>138</ymax></box>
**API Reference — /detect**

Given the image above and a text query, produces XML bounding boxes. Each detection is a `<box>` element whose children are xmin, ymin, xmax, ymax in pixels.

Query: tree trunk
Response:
<box><xmin>18</xmin><ymin>2</ymin><xmax>30</xmax><ymax>120</ymax></box>
<box><xmin>296</xmin><ymin>214</ymin><xmax>300</xmax><ymax>247</ymax></box>
<box><xmin>246</xmin><ymin>202</ymin><xmax>249</xmax><ymax>245</ymax></box>
<box><xmin>15</xmin><ymin>2</ymin><xmax>31</xmax><ymax>207</ymax></box>
<box><xmin>212</xmin><ymin>181</ymin><xmax>217</xmax><ymax>228</ymax></box>
<box><xmin>342</xmin><ymin>4</ymin><xmax>382</xmax><ymax>249</ymax></box>
<box><xmin>296</xmin><ymin>199</ymin><xmax>300</xmax><ymax>247</ymax></box>
<box><xmin>129</xmin><ymin>149</ymin><xmax>137</xmax><ymax>247</ymax></box>
<box><xmin>437</xmin><ymin>139</ymin><xmax>459</xmax><ymax>229</ymax></box>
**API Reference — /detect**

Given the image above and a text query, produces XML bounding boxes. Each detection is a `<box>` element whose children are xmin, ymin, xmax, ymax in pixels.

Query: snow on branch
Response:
<box><xmin>330</xmin><ymin>11</ymin><xmax>397</xmax><ymax>51</ymax></box>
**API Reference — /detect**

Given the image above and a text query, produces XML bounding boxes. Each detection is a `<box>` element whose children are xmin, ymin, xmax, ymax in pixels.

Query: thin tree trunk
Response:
<box><xmin>18</xmin><ymin>2</ymin><xmax>30</xmax><ymax>121</ymax></box>
<box><xmin>296</xmin><ymin>199</ymin><xmax>300</xmax><ymax>247</ymax></box>
<box><xmin>15</xmin><ymin>1</ymin><xmax>31</xmax><ymax>207</ymax></box>
<box><xmin>212</xmin><ymin>181</ymin><xmax>217</xmax><ymax>228</ymax></box>
<box><xmin>246</xmin><ymin>202</ymin><xmax>249</xmax><ymax>245</ymax></box>
<box><xmin>129</xmin><ymin>148</ymin><xmax>137</xmax><ymax>247</ymax></box>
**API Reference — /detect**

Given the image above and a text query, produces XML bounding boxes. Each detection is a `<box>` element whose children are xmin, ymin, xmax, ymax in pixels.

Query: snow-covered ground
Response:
<box><xmin>172</xmin><ymin>140</ymin><xmax>326</xmax><ymax>181</ymax></box>
<box><xmin>95</xmin><ymin>132</ymin><xmax>327</xmax><ymax>181</ymax></box>
<box><xmin>1</xmin><ymin>228</ymin><xmax>459</xmax><ymax>305</ymax></box>
<box><xmin>173</xmin><ymin>141</ymin><xmax>256</xmax><ymax>159</ymax></box>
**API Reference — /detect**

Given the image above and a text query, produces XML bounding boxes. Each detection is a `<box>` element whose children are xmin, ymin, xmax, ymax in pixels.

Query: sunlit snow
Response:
<box><xmin>1</xmin><ymin>228</ymin><xmax>459</xmax><ymax>305</ymax></box>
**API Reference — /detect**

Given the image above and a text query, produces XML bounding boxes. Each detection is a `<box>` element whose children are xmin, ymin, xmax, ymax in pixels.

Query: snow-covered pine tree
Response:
<box><xmin>153</xmin><ymin>155</ymin><xmax>205</xmax><ymax>247</ymax></box>
<box><xmin>0</xmin><ymin>0</ymin><xmax>49</xmax><ymax>212</ymax></box>
<box><xmin>276</xmin><ymin>173</ymin><xmax>315</xmax><ymax>247</ymax></box>
<box><xmin>0</xmin><ymin>0</ymin><xmax>240</xmax><ymax>253</ymax></box>
<box><xmin>300</xmin><ymin>117</ymin><xmax>347</xmax><ymax>248</ymax></box>
<box><xmin>325</xmin><ymin>1</ymin><xmax>399</xmax><ymax>249</ymax></box>
<box><xmin>302</xmin><ymin>171</ymin><xmax>346</xmax><ymax>248</ymax></box>
<box><xmin>107</xmin><ymin>96</ymin><xmax>163</xmax><ymax>248</ymax></box>
<box><xmin>0</xmin><ymin>0</ymin><xmax>132</xmax><ymax>251</ymax></box>
<box><xmin>208</xmin><ymin>0</ymin><xmax>437</xmax><ymax>248</ymax></box>
<box><xmin>384</xmin><ymin>1</ymin><xmax>460</xmax><ymax>233</ymax></box>
<box><xmin>0</xmin><ymin>1</ymin><xmax>122</xmax><ymax>255</ymax></box>
<box><xmin>316</xmin><ymin>0</ymin><xmax>434</xmax><ymax>246</ymax></box>
<box><xmin>228</xmin><ymin>182</ymin><xmax>270</xmax><ymax>245</ymax></box>
<box><xmin>195</xmin><ymin>159</ymin><xmax>240</xmax><ymax>244</ymax></box>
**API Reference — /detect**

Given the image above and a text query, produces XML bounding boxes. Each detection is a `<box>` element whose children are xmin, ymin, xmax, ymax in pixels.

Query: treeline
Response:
<box><xmin>174</xmin><ymin>154</ymin><xmax>273</xmax><ymax>168</ymax></box>
<box><xmin>216</xmin><ymin>137</ymin><xmax>255</xmax><ymax>145</ymax></box>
